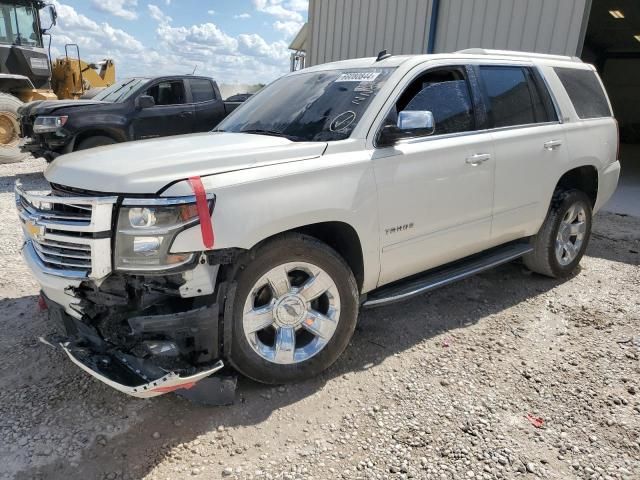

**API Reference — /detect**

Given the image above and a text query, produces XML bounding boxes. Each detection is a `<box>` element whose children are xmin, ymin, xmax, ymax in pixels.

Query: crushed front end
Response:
<box><xmin>15</xmin><ymin>181</ymin><xmax>232</xmax><ymax>400</ymax></box>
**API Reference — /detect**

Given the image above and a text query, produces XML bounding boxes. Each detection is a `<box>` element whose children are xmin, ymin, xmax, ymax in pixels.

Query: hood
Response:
<box><xmin>19</xmin><ymin>100</ymin><xmax>110</xmax><ymax>117</ymax></box>
<box><xmin>45</xmin><ymin>132</ymin><xmax>327</xmax><ymax>194</ymax></box>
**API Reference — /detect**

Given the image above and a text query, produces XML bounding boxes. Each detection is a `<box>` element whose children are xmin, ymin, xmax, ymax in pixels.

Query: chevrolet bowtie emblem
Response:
<box><xmin>24</xmin><ymin>220</ymin><xmax>44</xmax><ymax>241</ymax></box>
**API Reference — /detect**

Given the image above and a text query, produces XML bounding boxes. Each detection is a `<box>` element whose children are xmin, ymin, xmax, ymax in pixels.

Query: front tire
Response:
<box><xmin>524</xmin><ymin>189</ymin><xmax>592</xmax><ymax>278</ymax></box>
<box><xmin>228</xmin><ymin>233</ymin><xmax>359</xmax><ymax>384</ymax></box>
<box><xmin>75</xmin><ymin>135</ymin><xmax>117</xmax><ymax>151</ymax></box>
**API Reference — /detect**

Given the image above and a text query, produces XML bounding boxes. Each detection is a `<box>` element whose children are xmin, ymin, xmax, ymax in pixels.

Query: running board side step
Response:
<box><xmin>363</xmin><ymin>242</ymin><xmax>533</xmax><ymax>308</ymax></box>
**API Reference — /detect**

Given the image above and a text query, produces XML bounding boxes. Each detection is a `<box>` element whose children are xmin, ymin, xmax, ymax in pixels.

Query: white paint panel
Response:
<box><xmin>434</xmin><ymin>0</ymin><xmax>589</xmax><ymax>56</ymax></box>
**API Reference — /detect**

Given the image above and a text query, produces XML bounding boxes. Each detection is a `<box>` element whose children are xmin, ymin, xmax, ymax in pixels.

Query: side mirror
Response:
<box><xmin>40</xmin><ymin>4</ymin><xmax>57</xmax><ymax>32</ymax></box>
<box><xmin>135</xmin><ymin>95</ymin><xmax>155</xmax><ymax>110</ymax></box>
<box><xmin>377</xmin><ymin>110</ymin><xmax>436</xmax><ymax>147</ymax></box>
<box><xmin>49</xmin><ymin>5</ymin><xmax>58</xmax><ymax>26</ymax></box>
<box><xmin>397</xmin><ymin>110</ymin><xmax>435</xmax><ymax>133</ymax></box>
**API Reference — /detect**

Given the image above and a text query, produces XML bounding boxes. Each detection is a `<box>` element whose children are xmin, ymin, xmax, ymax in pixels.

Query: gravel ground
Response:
<box><xmin>0</xmin><ymin>158</ymin><xmax>638</xmax><ymax>480</ymax></box>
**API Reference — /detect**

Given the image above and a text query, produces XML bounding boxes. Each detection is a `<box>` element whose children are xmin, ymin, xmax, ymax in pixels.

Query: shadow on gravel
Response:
<box><xmin>14</xmin><ymin>259</ymin><xmax>571</xmax><ymax>480</ymax></box>
<box><xmin>0</xmin><ymin>171</ymin><xmax>47</xmax><ymax>193</ymax></box>
<box><xmin>587</xmin><ymin>213</ymin><xmax>640</xmax><ymax>266</ymax></box>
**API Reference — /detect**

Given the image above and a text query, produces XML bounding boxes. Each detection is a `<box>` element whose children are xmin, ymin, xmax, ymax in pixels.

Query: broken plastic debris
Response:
<box><xmin>526</xmin><ymin>414</ymin><xmax>544</xmax><ymax>428</ymax></box>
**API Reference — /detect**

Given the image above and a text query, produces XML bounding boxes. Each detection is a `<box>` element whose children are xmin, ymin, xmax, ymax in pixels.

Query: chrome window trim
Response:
<box><xmin>387</xmin><ymin>120</ymin><xmax>563</xmax><ymax>146</ymax></box>
<box><xmin>371</xmin><ymin>61</ymin><xmax>566</xmax><ymax>149</ymax></box>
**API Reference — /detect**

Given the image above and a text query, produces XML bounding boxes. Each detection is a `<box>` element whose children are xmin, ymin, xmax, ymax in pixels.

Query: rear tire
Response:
<box><xmin>75</xmin><ymin>135</ymin><xmax>117</xmax><ymax>151</ymax></box>
<box><xmin>524</xmin><ymin>189</ymin><xmax>592</xmax><ymax>278</ymax></box>
<box><xmin>228</xmin><ymin>233</ymin><xmax>359</xmax><ymax>384</ymax></box>
<box><xmin>0</xmin><ymin>93</ymin><xmax>29</xmax><ymax>164</ymax></box>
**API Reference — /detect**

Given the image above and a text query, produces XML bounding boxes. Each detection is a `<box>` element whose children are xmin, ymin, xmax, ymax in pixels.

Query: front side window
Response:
<box><xmin>189</xmin><ymin>79</ymin><xmax>215</xmax><ymax>103</ymax></box>
<box><xmin>0</xmin><ymin>4</ymin><xmax>40</xmax><ymax>46</ymax></box>
<box><xmin>553</xmin><ymin>67</ymin><xmax>611</xmax><ymax>119</ymax></box>
<box><xmin>145</xmin><ymin>81</ymin><xmax>186</xmax><ymax>106</ymax></box>
<box><xmin>381</xmin><ymin>66</ymin><xmax>475</xmax><ymax>137</ymax></box>
<box><xmin>217</xmin><ymin>68</ymin><xmax>395</xmax><ymax>142</ymax></box>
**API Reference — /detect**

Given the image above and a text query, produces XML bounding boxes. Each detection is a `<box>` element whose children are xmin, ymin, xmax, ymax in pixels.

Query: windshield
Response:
<box><xmin>0</xmin><ymin>4</ymin><xmax>41</xmax><ymax>46</ymax></box>
<box><xmin>93</xmin><ymin>78</ymin><xmax>148</xmax><ymax>103</ymax></box>
<box><xmin>217</xmin><ymin>68</ymin><xmax>396</xmax><ymax>142</ymax></box>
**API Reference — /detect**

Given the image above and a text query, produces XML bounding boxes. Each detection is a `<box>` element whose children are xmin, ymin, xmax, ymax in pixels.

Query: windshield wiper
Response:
<box><xmin>240</xmin><ymin>129</ymin><xmax>304</xmax><ymax>141</ymax></box>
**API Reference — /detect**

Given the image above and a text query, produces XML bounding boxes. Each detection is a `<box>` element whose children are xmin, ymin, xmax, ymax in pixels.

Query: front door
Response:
<box><xmin>373</xmin><ymin>65</ymin><xmax>496</xmax><ymax>286</ymax></box>
<box><xmin>132</xmin><ymin>79</ymin><xmax>194</xmax><ymax>140</ymax></box>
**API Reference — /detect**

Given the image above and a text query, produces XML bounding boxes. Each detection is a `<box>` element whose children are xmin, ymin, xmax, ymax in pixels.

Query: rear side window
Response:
<box><xmin>188</xmin><ymin>79</ymin><xmax>216</xmax><ymax>103</ymax></box>
<box><xmin>479</xmin><ymin>66</ymin><xmax>556</xmax><ymax>128</ymax></box>
<box><xmin>553</xmin><ymin>67</ymin><xmax>611</xmax><ymax>119</ymax></box>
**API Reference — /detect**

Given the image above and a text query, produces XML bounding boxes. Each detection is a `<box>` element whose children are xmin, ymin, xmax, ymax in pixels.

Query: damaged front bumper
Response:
<box><xmin>59</xmin><ymin>341</ymin><xmax>224</xmax><ymax>398</ymax></box>
<box><xmin>42</xmin><ymin>297</ymin><xmax>236</xmax><ymax>403</ymax></box>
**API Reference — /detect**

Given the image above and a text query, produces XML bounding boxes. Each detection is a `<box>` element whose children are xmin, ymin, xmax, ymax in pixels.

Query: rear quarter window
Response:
<box><xmin>553</xmin><ymin>67</ymin><xmax>612</xmax><ymax>119</ymax></box>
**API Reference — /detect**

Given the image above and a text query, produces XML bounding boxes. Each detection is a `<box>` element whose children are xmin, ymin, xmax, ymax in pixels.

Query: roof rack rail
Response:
<box><xmin>455</xmin><ymin>48</ymin><xmax>582</xmax><ymax>63</ymax></box>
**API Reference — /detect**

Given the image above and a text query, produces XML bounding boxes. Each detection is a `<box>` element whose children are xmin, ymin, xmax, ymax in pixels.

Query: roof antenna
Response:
<box><xmin>192</xmin><ymin>64</ymin><xmax>198</xmax><ymax>75</ymax></box>
<box><xmin>376</xmin><ymin>49</ymin><xmax>392</xmax><ymax>62</ymax></box>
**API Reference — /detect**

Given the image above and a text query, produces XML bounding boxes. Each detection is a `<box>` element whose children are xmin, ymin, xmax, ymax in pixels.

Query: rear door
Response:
<box><xmin>131</xmin><ymin>79</ymin><xmax>194</xmax><ymax>140</ymax></box>
<box><xmin>475</xmin><ymin>64</ymin><xmax>568</xmax><ymax>244</ymax></box>
<box><xmin>186</xmin><ymin>78</ymin><xmax>226</xmax><ymax>132</ymax></box>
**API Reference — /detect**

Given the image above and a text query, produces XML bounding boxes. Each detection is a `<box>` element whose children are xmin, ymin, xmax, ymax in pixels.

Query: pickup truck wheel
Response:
<box><xmin>0</xmin><ymin>93</ymin><xmax>28</xmax><ymax>164</ymax></box>
<box><xmin>75</xmin><ymin>136</ymin><xmax>117</xmax><ymax>151</ymax></box>
<box><xmin>524</xmin><ymin>189</ymin><xmax>592</xmax><ymax>278</ymax></box>
<box><xmin>229</xmin><ymin>234</ymin><xmax>359</xmax><ymax>384</ymax></box>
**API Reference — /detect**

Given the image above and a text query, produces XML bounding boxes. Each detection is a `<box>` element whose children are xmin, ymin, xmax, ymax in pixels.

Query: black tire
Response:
<box><xmin>75</xmin><ymin>135</ymin><xmax>117</xmax><ymax>151</ymax></box>
<box><xmin>0</xmin><ymin>93</ymin><xmax>29</xmax><ymax>164</ymax></box>
<box><xmin>523</xmin><ymin>189</ymin><xmax>592</xmax><ymax>278</ymax></box>
<box><xmin>228</xmin><ymin>233</ymin><xmax>359</xmax><ymax>384</ymax></box>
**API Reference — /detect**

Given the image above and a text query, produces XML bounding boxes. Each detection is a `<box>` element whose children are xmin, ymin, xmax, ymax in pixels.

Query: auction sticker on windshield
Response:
<box><xmin>336</xmin><ymin>72</ymin><xmax>381</xmax><ymax>82</ymax></box>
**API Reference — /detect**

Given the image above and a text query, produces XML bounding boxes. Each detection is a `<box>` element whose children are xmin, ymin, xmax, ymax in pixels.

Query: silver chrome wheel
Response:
<box><xmin>555</xmin><ymin>203</ymin><xmax>587</xmax><ymax>266</ymax></box>
<box><xmin>242</xmin><ymin>261</ymin><xmax>341</xmax><ymax>365</ymax></box>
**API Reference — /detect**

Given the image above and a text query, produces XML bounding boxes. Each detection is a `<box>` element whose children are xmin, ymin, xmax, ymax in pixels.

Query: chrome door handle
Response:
<box><xmin>544</xmin><ymin>139</ymin><xmax>563</xmax><ymax>151</ymax></box>
<box><xmin>465</xmin><ymin>153</ymin><xmax>491</xmax><ymax>166</ymax></box>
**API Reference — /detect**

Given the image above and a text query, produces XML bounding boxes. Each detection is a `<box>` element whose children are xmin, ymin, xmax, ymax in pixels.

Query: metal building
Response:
<box><xmin>292</xmin><ymin>0</ymin><xmax>591</xmax><ymax>67</ymax></box>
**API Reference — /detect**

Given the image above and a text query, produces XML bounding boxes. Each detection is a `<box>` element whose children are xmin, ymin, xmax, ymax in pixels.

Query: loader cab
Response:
<box><xmin>0</xmin><ymin>1</ymin><xmax>52</xmax><ymax>89</ymax></box>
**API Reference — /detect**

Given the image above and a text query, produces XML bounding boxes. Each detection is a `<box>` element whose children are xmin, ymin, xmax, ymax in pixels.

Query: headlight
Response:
<box><xmin>33</xmin><ymin>116</ymin><xmax>68</xmax><ymax>133</ymax></box>
<box><xmin>115</xmin><ymin>196</ymin><xmax>213</xmax><ymax>272</ymax></box>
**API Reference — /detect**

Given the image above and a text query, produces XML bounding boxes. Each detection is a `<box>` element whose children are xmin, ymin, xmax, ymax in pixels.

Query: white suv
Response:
<box><xmin>16</xmin><ymin>49</ymin><xmax>620</xmax><ymax>397</ymax></box>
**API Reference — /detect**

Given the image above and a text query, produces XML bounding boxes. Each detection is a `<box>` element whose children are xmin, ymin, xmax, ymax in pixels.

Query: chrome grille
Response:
<box><xmin>15</xmin><ymin>182</ymin><xmax>118</xmax><ymax>279</ymax></box>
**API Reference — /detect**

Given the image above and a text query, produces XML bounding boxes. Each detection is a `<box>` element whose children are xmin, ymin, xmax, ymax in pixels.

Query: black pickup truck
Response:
<box><xmin>18</xmin><ymin>75</ymin><xmax>248</xmax><ymax>161</ymax></box>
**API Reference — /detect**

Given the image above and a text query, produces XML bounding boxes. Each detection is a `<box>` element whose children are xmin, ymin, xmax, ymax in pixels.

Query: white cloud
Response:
<box><xmin>148</xmin><ymin>4</ymin><xmax>172</xmax><ymax>24</ymax></box>
<box><xmin>273</xmin><ymin>20</ymin><xmax>303</xmax><ymax>39</ymax></box>
<box><xmin>253</xmin><ymin>0</ymin><xmax>305</xmax><ymax>22</ymax></box>
<box><xmin>91</xmin><ymin>0</ymin><xmax>138</xmax><ymax>20</ymax></box>
<box><xmin>285</xmin><ymin>0</ymin><xmax>308</xmax><ymax>12</ymax></box>
<box><xmin>49</xmin><ymin>1</ymin><xmax>296</xmax><ymax>85</ymax></box>
<box><xmin>233</xmin><ymin>13</ymin><xmax>251</xmax><ymax>19</ymax></box>
<box><xmin>207</xmin><ymin>10</ymin><xmax>215</xmax><ymax>16</ymax></box>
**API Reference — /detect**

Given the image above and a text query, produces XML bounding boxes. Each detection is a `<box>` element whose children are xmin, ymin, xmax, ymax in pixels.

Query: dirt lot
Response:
<box><xmin>1</xmin><ymin>158</ymin><xmax>638</xmax><ymax>480</ymax></box>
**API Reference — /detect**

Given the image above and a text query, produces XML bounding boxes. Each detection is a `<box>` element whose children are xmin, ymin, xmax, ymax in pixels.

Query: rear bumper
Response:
<box><xmin>594</xmin><ymin>160</ymin><xmax>621</xmax><ymax>213</ymax></box>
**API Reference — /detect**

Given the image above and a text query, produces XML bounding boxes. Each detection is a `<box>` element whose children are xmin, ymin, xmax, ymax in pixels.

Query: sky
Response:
<box><xmin>46</xmin><ymin>0</ymin><xmax>308</xmax><ymax>85</ymax></box>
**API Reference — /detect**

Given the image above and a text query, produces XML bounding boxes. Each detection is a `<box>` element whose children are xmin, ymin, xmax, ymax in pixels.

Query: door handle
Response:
<box><xmin>544</xmin><ymin>139</ymin><xmax>563</xmax><ymax>151</ymax></box>
<box><xmin>465</xmin><ymin>153</ymin><xmax>491</xmax><ymax>166</ymax></box>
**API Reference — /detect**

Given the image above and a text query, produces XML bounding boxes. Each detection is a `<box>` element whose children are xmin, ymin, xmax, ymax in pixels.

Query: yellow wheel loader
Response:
<box><xmin>0</xmin><ymin>1</ymin><xmax>115</xmax><ymax>163</ymax></box>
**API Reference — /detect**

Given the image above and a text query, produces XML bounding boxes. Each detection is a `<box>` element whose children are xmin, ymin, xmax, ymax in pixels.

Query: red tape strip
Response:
<box><xmin>188</xmin><ymin>176</ymin><xmax>214</xmax><ymax>249</ymax></box>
